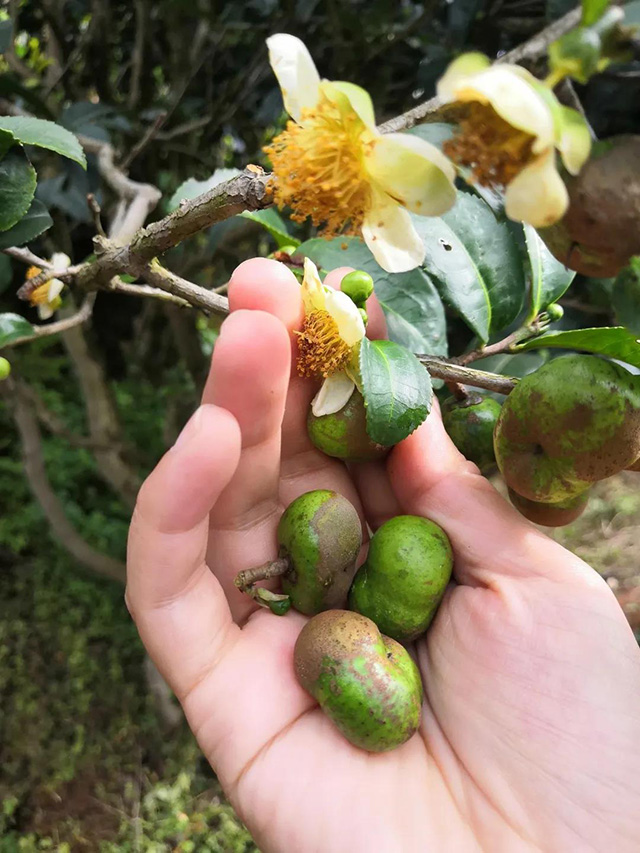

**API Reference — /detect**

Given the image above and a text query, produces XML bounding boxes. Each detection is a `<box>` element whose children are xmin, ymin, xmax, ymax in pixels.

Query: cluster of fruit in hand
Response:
<box><xmin>235</xmin><ymin>490</ymin><xmax>453</xmax><ymax>753</ymax></box>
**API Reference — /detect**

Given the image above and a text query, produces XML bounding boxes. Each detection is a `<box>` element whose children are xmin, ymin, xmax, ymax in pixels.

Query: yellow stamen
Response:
<box><xmin>28</xmin><ymin>282</ymin><xmax>53</xmax><ymax>306</ymax></box>
<box><xmin>264</xmin><ymin>92</ymin><xmax>371</xmax><ymax>236</ymax></box>
<box><xmin>296</xmin><ymin>310</ymin><xmax>352</xmax><ymax>378</ymax></box>
<box><xmin>26</xmin><ymin>265</ymin><xmax>42</xmax><ymax>280</ymax></box>
<box><xmin>444</xmin><ymin>102</ymin><xmax>535</xmax><ymax>187</ymax></box>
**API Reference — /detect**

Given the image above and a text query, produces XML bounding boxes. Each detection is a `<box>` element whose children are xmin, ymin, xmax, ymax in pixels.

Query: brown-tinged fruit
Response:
<box><xmin>278</xmin><ymin>489</ymin><xmax>362</xmax><ymax>615</ymax></box>
<box><xmin>538</xmin><ymin>136</ymin><xmax>640</xmax><ymax>278</ymax></box>
<box><xmin>294</xmin><ymin>610</ymin><xmax>423</xmax><ymax>752</ymax></box>
<box><xmin>307</xmin><ymin>390</ymin><xmax>389</xmax><ymax>462</ymax></box>
<box><xmin>494</xmin><ymin>354</ymin><xmax>640</xmax><ymax>503</ymax></box>
<box><xmin>627</xmin><ymin>457</ymin><xmax>640</xmax><ymax>472</ymax></box>
<box><xmin>508</xmin><ymin>487</ymin><xmax>589</xmax><ymax>527</ymax></box>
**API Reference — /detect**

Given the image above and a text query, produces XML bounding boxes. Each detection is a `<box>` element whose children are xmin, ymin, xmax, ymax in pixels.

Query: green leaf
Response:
<box><xmin>168</xmin><ymin>168</ymin><xmax>241</xmax><ymax>211</ymax></box>
<box><xmin>0</xmin><ymin>128</ymin><xmax>15</xmax><ymax>160</ymax></box>
<box><xmin>582</xmin><ymin>0</ymin><xmax>610</xmax><ymax>26</ymax></box>
<box><xmin>240</xmin><ymin>208</ymin><xmax>300</xmax><ymax>249</ymax></box>
<box><xmin>0</xmin><ymin>198</ymin><xmax>53</xmax><ymax>250</ymax></box>
<box><xmin>612</xmin><ymin>258</ymin><xmax>640</xmax><ymax>335</ymax></box>
<box><xmin>523</xmin><ymin>223</ymin><xmax>575</xmax><ymax>320</ymax></box>
<box><xmin>0</xmin><ymin>117</ymin><xmax>86</xmax><ymax>168</ymax></box>
<box><xmin>298</xmin><ymin>236</ymin><xmax>447</xmax><ymax>354</ymax></box>
<box><xmin>0</xmin><ymin>313</ymin><xmax>35</xmax><ymax>347</ymax></box>
<box><xmin>411</xmin><ymin>193</ymin><xmax>525</xmax><ymax>342</ymax></box>
<box><xmin>0</xmin><ymin>150</ymin><xmax>36</xmax><ymax>231</ymax></box>
<box><xmin>359</xmin><ymin>338</ymin><xmax>433</xmax><ymax>445</ymax></box>
<box><xmin>517</xmin><ymin>326</ymin><xmax>640</xmax><ymax>368</ymax></box>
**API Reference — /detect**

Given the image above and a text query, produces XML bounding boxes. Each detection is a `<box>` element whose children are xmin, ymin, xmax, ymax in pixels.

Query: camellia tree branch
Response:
<box><xmin>2</xmin><ymin>9</ymin><xmax>587</xmax><ymax>396</ymax></box>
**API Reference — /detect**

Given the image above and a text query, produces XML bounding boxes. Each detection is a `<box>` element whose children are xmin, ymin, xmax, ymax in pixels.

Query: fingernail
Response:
<box><xmin>172</xmin><ymin>406</ymin><xmax>204</xmax><ymax>451</ymax></box>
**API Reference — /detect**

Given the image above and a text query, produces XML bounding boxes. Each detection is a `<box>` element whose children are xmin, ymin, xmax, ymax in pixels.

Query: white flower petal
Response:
<box><xmin>362</xmin><ymin>187</ymin><xmax>425</xmax><ymax>273</ymax></box>
<box><xmin>267</xmin><ymin>34</ymin><xmax>321</xmax><ymax>122</ymax></box>
<box><xmin>323</xmin><ymin>288</ymin><xmax>366</xmax><ymax>346</ymax></box>
<box><xmin>324</xmin><ymin>81</ymin><xmax>375</xmax><ymax>127</ymax></box>
<box><xmin>505</xmin><ymin>149</ymin><xmax>568</xmax><ymax>228</ymax></box>
<box><xmin>451</xmin><ymin>66</ymin><xmax>555</xmax><ymax>152</ymax></box>
<box><xmin>301</xmin><ymin>257</ymin><xmax>326</xmax><ymax>313</ymax></box>
<box><xmin>311</xmin><ymin>372</ymin><xmax>355</xmax><ymax>417</ymax></box>
<box><xmin>50</xmin><ymin>252</ymin><xmax>71</xmax><ymax>271</ymax></box>
<box><xmin>556</xmin><ymin>106</ymin><xmax>591</xmax><ymax>176</ymax></box>
<box><xmin>436</xmin><ymin>52</ymin><xmax>491</xmax><ymax>101</ymax></box>
<box><xmin>38</xmin><ymin>303</ymin><xmax>54</xmax><ymax>320</ymax></box>
<box><xmin>47</xmin><ymin>278</ymin><xmax>64</xmax><ymax>301</ymax></box>
<box><xmin>365</xmin><ymin>132</ymin><xmax>456</xmax><ymax>216</ymax></box>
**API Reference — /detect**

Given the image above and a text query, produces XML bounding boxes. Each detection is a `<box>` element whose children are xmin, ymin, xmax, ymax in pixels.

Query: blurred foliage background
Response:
<box><xmin>0</xmin><ymin>0</ymin><xmax>639</xmax><ymax>849</ymax></box>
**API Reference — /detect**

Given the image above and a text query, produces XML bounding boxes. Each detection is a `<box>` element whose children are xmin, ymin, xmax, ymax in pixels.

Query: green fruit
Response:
<box><xmin>442</xmin><ymin>394</ymin><xmax>502</xmax><ymax>473</ymax></box>
<box><xmin>494</xmin><ymin>354</ymin><xmax>640</xmax><ymax>503</ymax></box>
<box><xmin>538</xmin><ymin>136</ymin><xmax>640</xmax><ymax>278</ymax></box>
<box><xmin>0</xmin><ymin>357</ymin><xmax>10</xmax><ymax>380</ymax></box>
<box><xmin>341</xmin><ymin>270</ymin><xmax>374</xmax><ymax>306</ymax></box>
<box><xmin>294</xmin><ymin>610</ymin><xmax>423</xmax><ymax>752</ymax></box>
<box><xmin>278</xmin><ymin>490</ymin><xmax>362</xmax><ymax>615</ymax></box>
<box><xmin>508</xmin><ymin>487</ymin><xmax>589</xmax><ymax>527</ymax></box>
<box><xmin>349</xmin><ymin>515</ymin><xmax>453</xmax><ymax>643</ymax></box>
<box><xmin>307</xmin><ymin>390</ymin><xmax>389</xmax><ymax>462</ymax></box>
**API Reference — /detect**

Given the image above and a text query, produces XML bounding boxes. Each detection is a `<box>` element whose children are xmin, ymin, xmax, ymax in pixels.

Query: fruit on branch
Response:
<box><xmin>538</xmin><ymin>136</ymin><xmax>640</xmax><ymax>278</ymax></box>
<box><xmin>507</xmin><ymin>487</ymin><xmax>589</xmax><ymax>527</ymax></box>
<box><xmin>0</xmin><ymin>357</ymin><xmax>11</xmax><ymax>380</ymax></box>
<box><xmin>442</xmin><ymin>393</ymin><xmax>502</xmax><ymax>473</ymax></box>
<box><xmin>294</xmin><ymin>610</ymin><xmax>423</xmax><ymax>752</ymax></box>
<box><xmin>349</xmin><ymin>515</ymin><xmax>453</xmax><ymax>643</ymax></box>
<box><xmin>307</xmin><ymin>390</ymin><xmax>390</xmax><ymax>462</ymax></box>
<box><xmin>494</xmin><ymin>354</ymin><xmax>640</xmax><ymax>503</ymax></box>
<box><xmin>235</xmin><ymin>490</ymin><xmax>362</xmax><ymax>616</ymax></box>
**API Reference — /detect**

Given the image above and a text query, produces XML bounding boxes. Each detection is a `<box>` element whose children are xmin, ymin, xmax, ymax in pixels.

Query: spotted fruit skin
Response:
<box><xmin>294</xmin><ymin>610</ymin><xmax>423</xmax><ymax>753</ymax></box>
<box><xmin>349</xmin><ymin>515</ymin><xmax>453</xmax><ymax>643</ymax></box>
<box><xmin>508</xmin><ymin>487</ymin><xmax>589</xmax><ymax>527</ymax></box>
<box><xmin>494</xmin><ymin>354</ymin><xmax>640</xmax><ymax>503</ymax></box>
<box><xmin>538</xmin><ymin>136</ymin><xmax>640</xmax><ymax>278</ymax></box>
<box><xmin>278</xmin><ymin>490</ymin><xmax>362</xmax><ymax>616</ymax></box>
<box><xmin>442</xmin><ymin>394</ymin><xmax>502</xmax><ymax>473</ymax></box>
<box><xmin>307</xmin><ymin>390</ymin><xmax>389</xmax><ymax>462</ymax></box>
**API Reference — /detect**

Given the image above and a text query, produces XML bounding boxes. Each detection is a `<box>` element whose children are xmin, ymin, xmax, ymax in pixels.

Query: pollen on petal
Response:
<box><xmin>296</xmin><ymin>310</ymin><xmax>352</xmax><ymax>379</ymax></box>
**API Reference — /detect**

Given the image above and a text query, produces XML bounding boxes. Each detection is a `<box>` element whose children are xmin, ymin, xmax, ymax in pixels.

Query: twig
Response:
<box><xmin>417</xmin><ymin>356</ymin><xmax>518</xmax><ymax>395</ymax></box>
<box><xmin>109</xmin><ymin>280</ymin><xmax>192</xmax><ymax>307</ymax></box>
<box><xmin>120</xmin><ymin>111</ymin><xmax>168</xmax><ymax>172</ymax></box>
<box><xmin>87</xmin><ymin>193</ymin><xmax>106</xmax><ymax>238</ymax></box>
<box><xmin>156</xmin><ymin>115</ymin><xmax>211</xmax><ymax>141</ymax></box>
<box><xmin>377</xmin><ymin>6</ymin><xmax>582</xmax><ymax>134</ymax></box>
<box><xmin>4</xmin><ymin>296</ymin><xmax>95</xmax><ymax>348</ymax></box>
<box><xmin>3</xmin><ymin>246</ymin><xmax>51</xmax><ymax>268</ymax></box>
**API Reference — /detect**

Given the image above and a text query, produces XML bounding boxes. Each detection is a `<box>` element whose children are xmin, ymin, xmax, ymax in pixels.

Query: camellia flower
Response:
<box><xmin>26</xmin><ymin>252</ymin><xmax>71</xmax><ymax>320</ymax></box>
<box><xmin>297</xmin><ymin>257</ymin><xmax>365</xmax><ymax>416</ymax></box>
<box><xmin>436</xmin><ymin>53</ymin><xmax>591</xmax><ymax>228</ymax></box>
<box><xmin>264</xmin><ymin>34</ymin><xmax>457</xmax><ymax>274</ymax></box>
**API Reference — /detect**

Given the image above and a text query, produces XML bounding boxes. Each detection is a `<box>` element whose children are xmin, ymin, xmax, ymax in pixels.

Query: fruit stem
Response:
<box><xmin>235</xmin><ymin>557</ymin><xmax>290</xmax><ymax>590</ymax></box>
<box><xmin>445</xmin><ymin>380</ymin><xmax>470</xmax><ymax>402</ymax></box>
<box><xmin>416</xmin><ymin>356</ymin><xmax>517</xmax><ymax>396</ymax></box>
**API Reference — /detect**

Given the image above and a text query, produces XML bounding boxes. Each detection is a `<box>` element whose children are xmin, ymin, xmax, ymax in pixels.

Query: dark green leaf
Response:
<box><xmin>0</xmin><ymin>254</ymin><xmax>11</xmax><ymax>294</ymax></box>
<box><xmin>0</xmin><ymin>199</ymin><xmax>53</xmax><ymax>250</ymax></box>
<box><xmin>0</xmin><ymin>313</ymin><xmax>35</xmax><ymax>347</ymax></box>
<box><xmin>0</xmin><ymin>117</ymin><xmax>86</xmax><ymax>168</ymax></box>
<box><xmin>612</xmin><ymin>258</ymin><xmax>640</xmax><ymax>335</ymax></box>
<box><xmin>523</xmin><ymin>224</ymin><xmax>575</xmax><ymax>320</ymax></box>
<box><xmin>517</xmin><ymin>326</ymin><xmax>640</xmax><ymax>368</ymax></box>
<box><xmin>0</xmin><ymin>150</ymin><xmax>36</xmax><ymax>231</ymax></box>
<box><xmin>411</xmin><ymin>193</ymin><xmax>525</xmax><ymax>342</ymax></box>
<box><xmin>0</xmin><ymin>19</ymin><xmax>12</xmax><ymax>54</ymax></box>
<box><xmin>0</xmin><ymin>127</ymin><xmax>14</xmax><ymax>160</ymax></box>
<box><xmin>240</xmin><ymin>208</ymin><xmax>300</xmax><ymax>249</ymax></box>
<box><xmin>359</xmin><ymin>337</ymin><xmax>432</xmax><ymax>445</ymax></box>
<box><xmin>298</xmin><ymin>236</ymin><xmax>447</xmax><ymax>354</ymax></box>
<box><xmin>582</xmin><ymin>0</ymin><xmax>610</xmax><ymax>26</ymax></box>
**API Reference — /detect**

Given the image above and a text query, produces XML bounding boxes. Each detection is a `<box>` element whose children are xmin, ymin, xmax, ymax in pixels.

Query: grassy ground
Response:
<box><xmin>0</xmin><ymin>472</ymin><xmax>638</xmax><ymax>851</ymax></box>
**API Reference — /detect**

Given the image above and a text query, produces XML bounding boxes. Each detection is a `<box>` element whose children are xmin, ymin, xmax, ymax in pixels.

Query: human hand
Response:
<box><xmin>127</xmin><ymin>258</ymin><xmax>640</xmax><ymax>853</ymax></box>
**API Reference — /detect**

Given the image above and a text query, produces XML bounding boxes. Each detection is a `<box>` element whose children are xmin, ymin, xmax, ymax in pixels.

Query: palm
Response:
<box><xmin>127</xmin><ymin>259</ymin><xmax>640</xmax><ymax>853</ymax></box>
